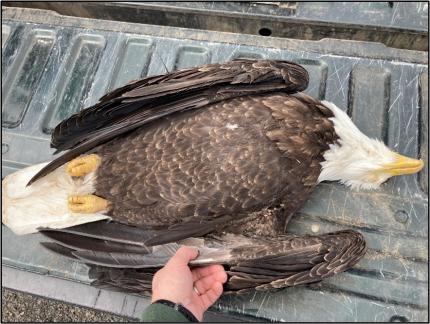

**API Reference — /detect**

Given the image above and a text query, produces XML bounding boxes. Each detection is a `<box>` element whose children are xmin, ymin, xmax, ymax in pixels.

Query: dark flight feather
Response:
<box><xmin>40</xmin><ymin>228</ymin><xmax>366</xmax><ymax>294</ymax></box>
<box><xmin>40</xmin><ymin>230</ymin><xmax>150</xmax><ymax>254</ymax></box>
<box><xmin>40</xmin><ymin>242</ymin><xmax>80</xmax><ymax>260</ymax></box>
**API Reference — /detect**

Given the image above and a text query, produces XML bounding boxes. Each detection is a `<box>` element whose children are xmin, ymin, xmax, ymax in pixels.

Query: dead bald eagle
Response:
<box><xmin>1</xmin><ymin>59</ymin><xmax>423</xmax><ymax>294</ymax></box>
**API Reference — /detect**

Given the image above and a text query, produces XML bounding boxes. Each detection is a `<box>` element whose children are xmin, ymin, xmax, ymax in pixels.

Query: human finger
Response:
<box><xmin>194</xmin><ymin>271</ymin><xmax>227</xmax><ymax>294</ymax></box>
<box><xmin>166</xmin><ymin>246</ymin><xmax>199</xmax><ymax>267</ymax></box>
<box><xmin>191</xmin><ymin>265</ymin><xmax>226</xmax><ymax>281</ymax></box>
<box><xmin>199</xmin><ymin>282</ymin><xmax>224</xmax><ymax>310</ymax></box>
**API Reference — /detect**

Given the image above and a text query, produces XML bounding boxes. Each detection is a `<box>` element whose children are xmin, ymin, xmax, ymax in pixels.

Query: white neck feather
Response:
<box><xmin>317</xmin><ymin>101</ymin><xmax>396</xmax><ymax>190</ymax></box>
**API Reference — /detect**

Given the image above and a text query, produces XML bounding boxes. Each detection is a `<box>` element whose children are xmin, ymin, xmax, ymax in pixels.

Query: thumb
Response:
<box><xmin>166</xmin><ymin>246</ymin><xmax>199</xmax><ymax>267</ymax></box>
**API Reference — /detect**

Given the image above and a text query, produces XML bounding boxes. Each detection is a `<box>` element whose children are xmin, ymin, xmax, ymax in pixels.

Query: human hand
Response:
<box><xmin>151</xmin><ymin>246</ymin><xmax>228</xmax><ymax>321</ymax></box>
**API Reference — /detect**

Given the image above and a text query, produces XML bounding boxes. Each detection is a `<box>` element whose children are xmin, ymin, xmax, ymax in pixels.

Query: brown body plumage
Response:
<box><xmin>94</xmin><ymin>92</ymin><xmax>337</xmax><ymax>232</ymax></box>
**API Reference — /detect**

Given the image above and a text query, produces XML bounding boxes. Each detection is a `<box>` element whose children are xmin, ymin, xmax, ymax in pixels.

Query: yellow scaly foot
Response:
<box><xmin>68</xmin><ymin>195</ymin><xmax>110</xmax><ymax>213</ymax></box>
<box><xmin>67</xmin><ymin>154</ymin><xmax>101</xmax><ymax>177</ymax></box>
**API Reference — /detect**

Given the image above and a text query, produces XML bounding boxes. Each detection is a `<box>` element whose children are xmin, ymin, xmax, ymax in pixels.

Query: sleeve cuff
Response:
<box><xmin>141</xmin><ymin>302</ymin><xmax>194</xmax><ymax>322</ymax></box>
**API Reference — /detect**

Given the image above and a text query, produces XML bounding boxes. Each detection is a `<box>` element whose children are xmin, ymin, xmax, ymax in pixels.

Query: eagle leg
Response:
<box><xmin>66</xmin><ymin>154</ymin><xmax>101</xmax><ymax>177</ymax></box>
<box><xmin>68</xmin><ymin>195</ymin><xmax>110</xmax><ymax>213</ymax></box>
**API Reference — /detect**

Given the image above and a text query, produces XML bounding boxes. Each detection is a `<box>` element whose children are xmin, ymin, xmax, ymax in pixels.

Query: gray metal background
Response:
<box><xmin>1</xmin><ymin>6</ymin><xmax>428</xmax><ymax>322</ymax></box>
<box><xmin>3</xmin><ymin>1</ymin><xmax>429</xmax><ymax>51</ymax></box>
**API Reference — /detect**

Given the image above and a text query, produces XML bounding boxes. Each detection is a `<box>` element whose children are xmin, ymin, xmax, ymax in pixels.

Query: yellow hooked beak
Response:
<box><xmin>380</xmin><ymin>153</ymin><xmax>424</xmax><ymax>176</ymax></box>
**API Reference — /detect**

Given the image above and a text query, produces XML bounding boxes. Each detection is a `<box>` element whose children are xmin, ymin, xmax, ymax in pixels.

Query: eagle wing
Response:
<box><xmin>28</xmin><ymin>59</ymin><xmax>308</xmax><ymax>185</ymax></box>
<box><xmin>38</xmin><ymin>225</ymin><xmax>366</xmax><ymax>294</ymax></box>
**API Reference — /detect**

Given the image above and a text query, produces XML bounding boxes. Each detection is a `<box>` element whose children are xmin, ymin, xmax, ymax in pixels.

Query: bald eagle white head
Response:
<box><xmin>318</xmin><ymin>101</ymin><xmax>424</xmax><ymax>190</ymax></box>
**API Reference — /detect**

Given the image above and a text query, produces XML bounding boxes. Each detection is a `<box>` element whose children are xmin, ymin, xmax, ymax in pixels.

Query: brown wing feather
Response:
<box><xmin>28</xmin><ymin>59</ymin><xmax>308</xmax><ymax>185</ymax></box>
<box><xmin>39</xmin><ymin>226</ymin><xmax>366</xmax><ymax>294</ymax></box>
<box><xmin>52</xmin><ymin>59</ymin><xmax>308</xmax><ymax>151</ymax></box>
<box><xmin>225</xmin><ymin>230</ymin><xmax>367</xmax><ymax>293</ymax></box>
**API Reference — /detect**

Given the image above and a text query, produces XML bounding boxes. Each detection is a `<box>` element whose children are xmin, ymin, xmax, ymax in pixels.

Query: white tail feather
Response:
<box><xmin>2</xmin><ymin>162</ymin><xmax>110</xmax><ymax>235</ymax></box>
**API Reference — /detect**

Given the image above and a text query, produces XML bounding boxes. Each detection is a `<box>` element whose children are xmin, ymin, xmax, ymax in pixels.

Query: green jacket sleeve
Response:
<box><xmin>141</xmin><ymin>303</ymin><xmax>191</xmax><ymax>322</ymax></box>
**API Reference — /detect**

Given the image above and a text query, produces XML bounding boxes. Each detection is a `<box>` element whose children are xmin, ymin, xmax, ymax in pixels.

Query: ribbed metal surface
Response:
<box><xmin>3</xmin><ymin>2</ymin><xmax>428</xmax><ymax>50</ymax></box>
<box><xmin>1</xmin><ymin>7</ymin><xmax>428</xmax><ymax>322</ymax></box>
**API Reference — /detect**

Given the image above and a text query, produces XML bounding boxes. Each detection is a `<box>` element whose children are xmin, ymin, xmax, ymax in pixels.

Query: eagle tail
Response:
<box><xmin>1</xmin><ymin>162</ymin><xmax>109</xmax><ymax>235</ymax></box>
<box><xmin>39</xmin><ymin>227</ymin><xmax>366</xmax><ymax>294</ymax></box>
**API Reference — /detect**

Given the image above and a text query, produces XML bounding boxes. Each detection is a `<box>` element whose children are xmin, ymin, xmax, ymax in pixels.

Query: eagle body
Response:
<box><xmin>94</xmin><ymin>93</ymin><xmax>337</xmax><ymax>230</ymax></box>
<box><xmin>2</xmin><ymin>59</ymin><xmax>423</xmax><ymax>295</ymax></box>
